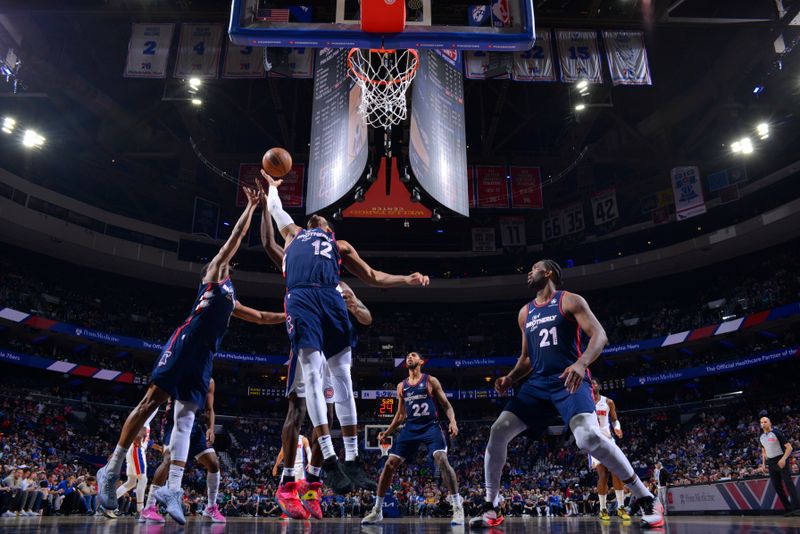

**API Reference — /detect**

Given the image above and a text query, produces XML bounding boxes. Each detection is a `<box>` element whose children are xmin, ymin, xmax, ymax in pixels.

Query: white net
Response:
<box><xmin>348</xmin><ymin>48</ymin><xmax>419</xmax><ymax>129</ymax></box>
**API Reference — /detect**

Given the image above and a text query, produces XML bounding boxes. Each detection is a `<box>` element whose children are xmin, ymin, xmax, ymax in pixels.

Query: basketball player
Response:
<box><xmin>96</xmin><ymin>186</ymin><xmax>285</xmax><ymax>523</ymax></box>
<box><xmin>112</xmin><ymin>420</ymin><xmax>153</xmax><ymax>519</ymax></box>
<box><xmin>590</xmin><ymin>378</ymin><xmax>630</xmax><ymax>521</ymax></box>
<box><xmin>140</xmin><ymin>378</ymin><xmax>225</xmax><ymax>524</ymax></box>
<box><xmin>361</xmin><ymin>351</ymin><xmax>464</xmax><ymax>525</ymax></box>
<box><xmin>469</xmin><ymin>260</ymin><xmax>663</xmax><ymax>528</ymax></box>
<box><xmin>263</xmin><ymin>173</ymin><xmax>426</xmax><ymax>514</ymax></box>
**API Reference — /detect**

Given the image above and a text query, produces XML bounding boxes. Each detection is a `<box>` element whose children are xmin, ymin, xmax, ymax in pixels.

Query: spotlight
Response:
<box><xmin>188</xmin><ymin>77</ymin><xmax>202</xmax><ymax>89</ymax></box>
<box><xmin>576</xmin><ymin>80</ymin><xmax>588</xmax><ymax>90</ymax></box>
<box><xmin>410</xmin><ymin>188</ymin><xmax>421</xmax><ymax>203</ymax></box>
<box><xmin>354</xmin><ymin>187</ymin><xmax>365</xmax><ymax>203</ymax></box>
<box><xmin>752</xmin><ymin>85</ymin><xmax>764</xmax><ymax>95</ymax></box>
<box><xmin>431</xmin><ymin>209</ymin><xmax>441</xmax><ymax>222</ymax></box>
<box><xmin>731</xmin><ymin>137</ymin><xmax>753</xmax><ymax>155</ymax></box>
<box><xmin>575</xmin><ymin>103</ymin><xmax>586</xmax><ymax>112</ymax></box>
<box><xmin>191</xmin><ymin>98</ymin><xmax>202</xmax><ymax>106</ymax></box>
<box><xmin>22</xmin><ymin>129</ymin><xmax>45</xmax><ymax>148</ymax></box>
<box><xmin>400</xmin><ymin>166</ymin><xmax>411</xmax><ymax>184</ymax></box>
<box><xmin>331</xmin><ymin>209</ymin><xmax>343</xmax><ymax>221</ymax></box>
<box><xmin>756</xmin><ymin>122</ymin><xmax>769</xmax><ymax>139</ymax></box>
<box><xmin>2</xmin><ymin>117</ymin><xmax>15</xmax><ymax>134</ymax></box>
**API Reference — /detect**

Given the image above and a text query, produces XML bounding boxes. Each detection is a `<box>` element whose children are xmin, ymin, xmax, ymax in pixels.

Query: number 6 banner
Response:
<box><xmin>222</xmin><ymin>42</ymin><xmax>266</xmax><ymax>79</ymax></box>
<box><xmin>124</xmin><ymin>23</ymin><xmax>174</xmax><ymax>78</ymax></box>
<box><xmin>556</xmin><ymin>30</ymin><xmax>602</xmax><ymax>84</ymax></box>
<box><xmin>174</xmin><ymin>23</ymin><xmax>224</xmax><ymax>79</ymax></box>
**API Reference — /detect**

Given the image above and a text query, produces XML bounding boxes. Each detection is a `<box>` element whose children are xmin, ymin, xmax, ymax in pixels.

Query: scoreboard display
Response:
<box><xmin>376</xmin><ymin>397</ymin><xmax>396</xmax><ymax>419</ymax></box>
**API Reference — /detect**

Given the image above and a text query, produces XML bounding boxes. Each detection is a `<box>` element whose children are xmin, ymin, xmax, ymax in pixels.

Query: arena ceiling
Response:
<box><xmin>0</xmin><ymin>0</ymin><xmax>799</xmax><ymax>248</ymax></box>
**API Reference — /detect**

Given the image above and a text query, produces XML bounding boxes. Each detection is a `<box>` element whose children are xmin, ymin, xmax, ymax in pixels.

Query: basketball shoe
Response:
<box><xmin>617</xmin><ymin>507</ymin><xmax>631</xmax><ymax>520</ymax></box>
<box><xmin>629</xmin><ymin>495</ymin><xmax>664</xmax><ymax>527</ymax></box>
<box><xmin>276</xmin><ymin>481</ymin><xmax>310</xmax><ymax>520</ymax></box>
<box><xmin>361</xmin><ymin>506</ymin><xmax>383</xmax><ymax>524</ymax></box>
<box><xmin>95</xmin><ymin>465</ymin><xmax>120</xmax><ymax>510</ymax></box>
<box><xmin>139</xmin><ymin>504</ymin><xmax>165</xmax><ymax>523</ymax></box>
<box><xmin>153</xmin><ymin>486</ymin><xmax>186</xmax><ymax>525</ymax></box>
<box><xmin>468</xmin><ymin>501</ymin><xmax>505</xmax><ymax>528</ymax></box>
<box><xmin>297</xmin><ymin>480</ymin><xmax>323</xmax><ymax>520</ymax></box>
<box><xmin>599</xmin><ymin>508</ymin><xmax>610</xmax><ymax>521</ymax></box>
<box><xmin>323</xmin><ymin>457</ymin><xmax>354</xmax><ymax>495</ymax></box>
<box><xmin>343</xmin><ymin>460</ymin><xmax>377</xmax><ymax>492</ymax></box>
<box><xmin>202</xmin><ymin>504</ymin><xmax>227</xmax><ymax>523</ymax></box>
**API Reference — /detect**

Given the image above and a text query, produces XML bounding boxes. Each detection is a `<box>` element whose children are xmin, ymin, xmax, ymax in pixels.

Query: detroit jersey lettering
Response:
<box><xmin>402</xmin><ymin>374</ymin><xmax>438</xmax><ymax>429</ymax></box>
<box><xmin>524</xmin><ymin>290</ymin><xmax>586</xmax><ymax>377</ymax></box>
<box><xmin>283</xmin><ymin>228</ymin><xmax>342</xmax><ymax>290</ymax></box>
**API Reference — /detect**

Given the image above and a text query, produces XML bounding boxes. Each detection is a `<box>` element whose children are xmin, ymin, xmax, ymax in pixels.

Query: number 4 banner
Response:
<box><xmin>124</xmin><ymin>23</ymin><xmax>174</xmax><ymax>78</ymax></box>
<box><xmin>222</xmin><ymin>42</ymin><xmax>266</xmax><ymax>79</ymax></box>
<box><xmin>556</xmin><ymin>30</ymin><xmax>602</xmax><ymax>84</ymax></box>
<box><xmin>591</xmin><ymin>189</ymin><xmax>619</xmax><ymax>225</ymax></box>
<box><xmin>174</xmin><ymin>23</ymin><xmax>224</xmax><ymax>79</ymax></box>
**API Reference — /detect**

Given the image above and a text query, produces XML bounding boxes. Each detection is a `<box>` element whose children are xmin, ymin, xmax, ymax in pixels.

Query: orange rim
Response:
<box><xmin>347</xmin><ymin>48</ymin><xmax>419</xmax><ymax>86</ymax></box>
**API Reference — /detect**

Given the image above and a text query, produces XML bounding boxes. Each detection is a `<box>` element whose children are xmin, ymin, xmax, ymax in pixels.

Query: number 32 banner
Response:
<box><xmin>174</xmin><ymin>23</ymin><xmax>224</xmax><ymax>79</ymax></box>
<box><xmin>556</xmin><ymin>30</ymin><xmax>602</xmax><ymax>84</ymax></box>
<box><xmin>124</xmin><ymin>23</ymin><xmax>175</xmax><ymax>78</ymax></box>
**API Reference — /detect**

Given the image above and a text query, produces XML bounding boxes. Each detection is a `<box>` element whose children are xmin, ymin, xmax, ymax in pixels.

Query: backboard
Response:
<box><xmin>229</xmin><ymin>0</ymin><xmax>535</xmax><ymax>51</ymax></box>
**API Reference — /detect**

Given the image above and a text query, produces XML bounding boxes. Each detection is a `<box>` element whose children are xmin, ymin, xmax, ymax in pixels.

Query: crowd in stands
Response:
<box><xmin>1</xmin><ymin>383</ymin><xmax>798</xmax><ymax>519</ymax></box>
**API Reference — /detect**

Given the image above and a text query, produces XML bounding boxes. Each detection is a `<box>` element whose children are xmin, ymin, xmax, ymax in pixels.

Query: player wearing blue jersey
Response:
<box><xmin>361</xmin><ymin>352</ymin><xmax>464</xmax><ymax>526</ymax></box>
<box><xmin>469</xmin><ymin>260</ymin><xmax>663</xmax><ymax>529</ymax></box>
<box><xmin>96</xmin><ymin>187</ymin><xmax>286</xmax><ymax>524</ymax></box>
<box><xmin>263</xmin><ymin>171</ymin><xmax>429</xmax><ymax>506</ymax></box>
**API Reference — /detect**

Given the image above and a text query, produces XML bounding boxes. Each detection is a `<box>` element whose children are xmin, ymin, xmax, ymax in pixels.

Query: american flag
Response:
<box><xmin>256</xmin><ymin>8</ymin><xmax>290</xmax><ymax>22</ymax></box>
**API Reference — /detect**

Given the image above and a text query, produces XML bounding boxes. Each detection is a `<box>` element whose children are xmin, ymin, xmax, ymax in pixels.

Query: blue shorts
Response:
<box><xmin>389</xmin><ymin>422</ymin><xmax>448</xmax><ymax>463</ymax></box>
<box><xmin>285</xmin><ymin>287</ymin><xmax>353</xmax><ymax>357</ymax></box>
<box><xmin>151</xmin><ymin>325</ymin><xmax>213</xmax><ymax>410</ymax></box>
<box><xmin>164</xmin><ymin>421</ymin><xmax>213</xmax><ymax>461</ymax></box>
<box><xmin>504</xmin><ymin>374</ymin><xmax>595</xmax><ymax>434</ymax></box>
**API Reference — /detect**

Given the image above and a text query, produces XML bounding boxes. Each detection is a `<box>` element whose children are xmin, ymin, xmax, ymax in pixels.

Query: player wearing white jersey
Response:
<box><xmin>590</xmin><ymin>378</ymin><xmax>630</xmax><ymax>521</ymax></box>
<box><xmin>112</xmin><ymin>411</ymin><xmax>155</xmax><ymax>517</ymax></box>
<box><xmin>274</xmin><ymin>435</ymin><xmax>312</xmax><ymax>483</ymax></box>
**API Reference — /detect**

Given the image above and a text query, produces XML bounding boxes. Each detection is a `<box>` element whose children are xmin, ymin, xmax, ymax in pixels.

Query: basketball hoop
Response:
<box><xmin>347</xmin><ymin>48</ymin><xmax>419</xmax><ymax>129</ymax></box>
<box><xmin>379</xmin><ymin>439</ymin><xmax>392</xmax><ymax>457</ymax></box>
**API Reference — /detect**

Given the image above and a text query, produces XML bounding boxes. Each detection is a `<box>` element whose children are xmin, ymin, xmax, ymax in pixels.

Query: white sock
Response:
<box><xmin>615</xmin><ymin>489</ymin><xmax>626</xmax><ymax>508</ymax></box>
<box><xmin>599</xmin><ymin>494</ymin><xmax>607</xmax><ymax>510</ymax></box>
<box><xmin>167</xmin><ymin>465</ymin><xmax>184</xmax><ymax>491</ymax></box>
<box><xmin>318</xmin><ymin>434</ymin><xmax>336</xmax><ymax>460</ymax></box>
<box><xmin>146</xmin><ymin>485</ymin><xmax>160</xmax><ymax>508</ymax></box>
<box><xmin>108</xmin><ymin>445</ymin><xmax>127</xmax><ymax>473</ymax></box>
<box><xmin>343</xmin><ymin>436</ymin><xmax>359</xmax><ymax>462</ymax></box>
<box><xmin>207</xmin><ymin>471</ymin><xmax>220</xmax><ymax>507</ymax></box>
<box><xmin>375</xmin><ymin>496</ymin><xmax>384</xmax><ymax>509</ymax></box>
<box><xmin>447</xmin><ymin>494</ymin><xmax>463</xmax><ymax>507</ymax></box>
<box><xmin>282</xmin><ymin>467</ymin><xmax>295</xmax><ymax>479</ymax></box>
<box><xmin>624</xmin><ymin>476</ymin><xmax>652</xmax><ymax>499</ymax></box>
<box><xmin>307</xmin><ymin>465</ymin><xmax>321</xmax><ymax>477</ymax></box>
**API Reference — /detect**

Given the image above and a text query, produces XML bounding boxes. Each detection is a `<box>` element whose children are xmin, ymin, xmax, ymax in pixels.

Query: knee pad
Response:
<box><xmin>171</xmin><ymin>400</ymin><xmax>197</xmax><ymax>462</ymax></box>
<box><xmin>570</xmin><ymin>413</ymin><xmax>604</xmax><ymax>453</ymax></box>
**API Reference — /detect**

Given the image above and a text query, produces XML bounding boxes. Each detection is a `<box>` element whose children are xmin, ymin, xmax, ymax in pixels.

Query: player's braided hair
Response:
<box><xmin>541</xmin><ymin>259</ymin><xmax>562</xmax><ymax>286</ymax></box>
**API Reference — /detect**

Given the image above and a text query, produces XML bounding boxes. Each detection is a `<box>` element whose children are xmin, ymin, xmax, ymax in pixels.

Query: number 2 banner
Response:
<box><xmin>124</xmin><ymin>23</ymin><xmax>174</xmax><ymax>78</ymax></box>
<box><xmin>556</xmin><ymin>30</ymin><xmax>602</xmax><ymax>84</ymax></box>
<box><xmin>222</xmin><ymin>42</ymin><xmax>266</xmax><ymax>79</ymax></box>
<box><xmin>174</xmin><ymin>23</ymin><xmax>224</xmax><ymax>79</ymax></box>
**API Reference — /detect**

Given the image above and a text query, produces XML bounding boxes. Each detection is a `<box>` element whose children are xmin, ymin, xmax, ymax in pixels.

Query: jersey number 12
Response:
<box><xmin>312</xmin><ymin>240</ymin><xmax>332</xmax><ymax>259</ymax></box>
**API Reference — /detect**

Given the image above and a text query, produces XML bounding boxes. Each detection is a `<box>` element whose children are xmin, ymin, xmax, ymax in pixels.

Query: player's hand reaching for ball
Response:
<box><xmin>559</xmin><ymin>361</ymin><xmax>587</xmax><ymax>394</ymax></box>
<box><xmin>406</xmin><ymin>272</ymin><xmax>430</xmax><ymax>287</ymax></box>
<box><xmin>242</xmin><ymin>186</ymin><xmax>259</xmax><ymax>208</ymax></box>
<box><xmin>448</xmin><ymin>421</ymin><xmax>459</xmax><ymax>437</ymax></box>
<box><xmin>260</xmin><ymin>169</ymin><xmax>283</xmax><ymax>188</ymax></box>
<box><xmin>495</xmin><ymin>375</ymin><xmax>513</xmax><ymax>395</ymax></box>
<box><xmin>206</xmin><ymin>427</ymin><xmax>216</xmax><ymax>445</ymax></box>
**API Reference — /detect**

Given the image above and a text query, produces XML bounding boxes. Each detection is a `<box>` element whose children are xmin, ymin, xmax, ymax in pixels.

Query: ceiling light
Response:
<box><xmin>576</xmin><ymin>80</ymin><xmax>588</xmax><ymax>90</ymax></box>
<box><xmin>188</xmin><ymin>77</ymin><xmax>202</xmax><ymax>88</ymax></box>
<box><xmin>756</xmin><ymin>122</ymin><xmax>769</xmax><ymax>139</ymax></box>
<box><xmin>191</xmin><ymin>98</ymin><xmax>202</xmax><ymax>106</ymax></box>
<box><xmin>740</xmin><ymin>137</ymin><xmax>753</xmax><ymax>154</ymax></box>
<box><xmin>22</xmin><ymin>129</ymin><xmax>44</xmax><ymax>148</ymax></box>
<box><xmin>3</xmin><ymin>117</ymin><xmax>15</xmax><ymax>133</ymax></box>
<box><xmin>575</xmin><ymin>103</ymin><xmax>586</xmax><ymax>111</ymax></box>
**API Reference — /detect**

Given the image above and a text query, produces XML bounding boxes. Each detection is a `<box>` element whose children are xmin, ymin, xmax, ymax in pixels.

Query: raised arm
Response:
<box><xmin>338</xmin><ymin>239</ymin><xmax>430</xmax><ymax>288</ymax></box>
<box><xmin>378</xmin><ymin>384</ymin><xmax>407</xmax><ymax>441</ymax></box>
<box><xmin>232</xmin><ymin>301</ymin><xmax>286</xmax><ymax>325</ymax></box>
<box><xmin>338</xmin><ymin>281</ymin><xmax>372</xmax><ymax>326</ymax></box>
<box><xmin>428</xmin><ymin>375</ymin><xmax>458</xmax><ymax>437</ymax></box>
<box><xmin>495</xmin><ymin>305</ymin><xmax>532</xmax><ymax>394</ymax></box>
<box><xmin>559</xmin><ymin>292</ymin><xmax>609</xmax><ymax>393</ymax></box>
<box><xmin>608</xmin><ymin>398</ymin><xmax>622</xmax><ymax>438</ymax></box>
<box><xmin>205</xmin><ymin>378</ymin><xmax>216</xmax><ymax>445</ymax></box>
<box><xmin>204</xmin><ymin>186</ymin><xmax>259</xmax><ymax>283</ymax></box>
<box><xmin>256</xmin><ymin>180</ymin><xmax>285</xmax><ymax>268</ymax></box>
<box><xmin>261</xmin><ymin>170</ymin><xmax>301</xmax><ymax>243</ymax></box>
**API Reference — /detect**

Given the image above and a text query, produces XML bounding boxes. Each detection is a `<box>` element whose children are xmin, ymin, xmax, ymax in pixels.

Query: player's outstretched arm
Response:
<box><xmin>256</xmin><ymin>180</ymin><xmax>285</xmax><ymax>269</ymax></box>
<box><xmin>608</xmin><ymin>398</ymin><xmax>622</xmax><ymax>438</ymax></box>
<box><xmin>378</xmin><ymin>383</ymin><xmax>407</xmax><ymax>441</ymax></box>
<box><xmin>232</xmin><ymin>301</ymin><xmax>286</xmax><ymax>325</ymax></box>
<box><xmin>429</xmin><ymin>376</ymin><xmax>458</xmax><ymax>437</ymax></box>
<box><xmin>271</xmin><ymin>448</ymin><xmax>284</xmax><ymax>477</ymax></box>
<box><xmin>559</xmin><ymin>292</ymin><xmax>609</xmax><ymax>393</ymax></box>
<box><xmin>261</xmin><ymin>170</ymin><xmax>301</xmax><ymax>242</ymax></box>
<box><xmin>338</xmin><ymin>239</ymin><xmax>430</xmax><ymax>288</ymax></box>
<box><xmin>205</xmin><ymin>378</ymin><xmax>216</xmax><ymax>445</ymax></box>
<box><xmin>205</xmin><ymin>186</ymin><xmax>259</xmax><ymax>283</ymax></box>
<box><xmin>496</xmin><ymin>305</ymin><xmax>532</xmax><ymax>394</ymax></box>
<box><xmin>339</xmin><ymin>281</ymin><xmax>372</xmax><ymax>326</ymax></box>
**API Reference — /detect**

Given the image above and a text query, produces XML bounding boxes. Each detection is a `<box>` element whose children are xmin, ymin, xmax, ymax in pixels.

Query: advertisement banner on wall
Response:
<box><xmin>668</xmin><ymin>476</ymin><xmax>800</xmax><ymax>512</ymax></box>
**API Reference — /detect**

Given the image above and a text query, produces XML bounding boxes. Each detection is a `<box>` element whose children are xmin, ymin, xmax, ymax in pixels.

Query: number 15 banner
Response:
<box><xmin>556</xmin><ymin>30</ymin><xmax>602</xmax><ymax>84</ymax></box>
<box><xmin>174</xmin><ymin>23</ymin><xmax>224</xmax><ymax>79</ymax></box>
<box><xmin>124</xmin><ymin>23</ymin><xmax>175</xmax><ymax>78</ymax></box>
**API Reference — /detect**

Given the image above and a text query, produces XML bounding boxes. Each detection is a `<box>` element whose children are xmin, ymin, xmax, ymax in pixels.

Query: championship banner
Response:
<box><xmin>556</xmin><ymin>30</ymin><xmax>603</xmax><ymax>84</ymax></box>
<box><xmin>475</xmin><ymin>165</ymin><xmax>510</xmax><ymax>208</ymax></box>
<box><xmin>602</xmin><ymin>31</ymin><xmax>652</xmax><ymax>86</ymax></box>
<box><xmin>174</xmin><ymin>23</ymin><xmax>224</xmax><ymax>79</ymax></box>
<box><xmin>268</xmin><ymin>48</ymin><xmax>315</xmax><ymax>79</ymax></box>
<box><xmin>124</xmin><ymin>23</ymin><xmax>174</xmax><ymax>78</ymax></box>
<box><xmin>468</xmin><ymin>167</ymin><xmax>476</xmax><ymax>208</ymax></box>
<box><xmin>591</xmin><ymin>189</ymin><xmax>619</xmax><ymax>225</ymax></box>
<box><xmin>512</xmin><ymin>30</ymin><xmax>556</xmax><ymax>82</ymax></box>
<box><xmin>237</xmin><ymin>163</ymin><xmax>304</xmax><ymax>207</ymax></box>
<box><xmin>464</xmin><ymin>51</ymin><xmax>511</xmax><ymax>80</ymax></box>
<box><xmin>222</xmin><ymin>43</ymin><xmax>266</xmax><ymax>79</ymax></box>
<box><xmin>671</xmin><ymin>166</ymin><xmax>707</xmax><ymax>220</ymax></box>
<box><xmin>509</xmin><ymin>166</ymin><xmax>543</xmax><ymax>208</ymax></box>
<box><xmin>472</xmin><ymin>228</ymin><xmax>496</xmax><ymax>252</ymax></box>
<box><xmin>668</xmin><ymin>477</ymin><xmax>800</xmax><ymax>513</ymax></box>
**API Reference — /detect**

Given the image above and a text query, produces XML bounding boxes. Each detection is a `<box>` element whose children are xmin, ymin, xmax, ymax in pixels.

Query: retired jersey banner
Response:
<box><xmin>222</xmin><ymin>43</ymin><xmax>266</xmax><ymax>79</ymax></box>
<box><xmin>509</xmin><ymin>167</ymin><xmax>543</xmax><ymax>208</ymax></box>
<box><xmin>512</xmin><ymin>30</ymin><xmax>556</xmax><ymax>82</ymax></box>
<box><xmin>237</xmin><ymin>163</ymin><xmax>304</xmax><ymax>208</ymax></box>
<box><xmin>591</xmin><ymin>189</ymin><xmax>619</xmax><ymax>225</ymax></box>
<box><xmin>464</xmin><ymin>51</ymin><xmax>511</xmax><ymax>80</ymax></box>
<box><xmin>174</xmin><ymin>23</ymin><xmax>224</xmax><ymax>79</ymax></box>
<box><xmin>671</xmin><ymin>166</ymin><xmax>707</xmax><ymax>220</ymax></box>
<box><xmin>124</xmin><ymin>23</ymin><xmax>174</xmax><ymax>78</ymax></box>
<box><xmin>472</xmin><ymin>228</ymin><xmax>496</xmax><ymax>252</ymax></box>
<box><xmin>475</xmin><ymin>165</ymin><xmax>509</xmax><ymax>208</ymax></box>
<box><xmin>556</xmin><ymin>30</ymin><xmax>603</xmax><ymax>84</ymax></box>
<box><xmin>602</xmin><ymin>31</ymin><xmax>652</xmax><ymax>86</ymax></box>
<box><xmin>269</xmin><ymin>48</ymin><xmax>315</xmax><ymax>79</ymax></box>
<box><xmin>499</xmin><ymin>217</ymin><xmax>526</xmax><ymax>246</ymax></box>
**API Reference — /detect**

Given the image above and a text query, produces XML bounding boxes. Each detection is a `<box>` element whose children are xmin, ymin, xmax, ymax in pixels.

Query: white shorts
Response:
<box><xmin>286</xmin><ymin>356</ymin><xmax>336</xmax><ymax>404</ymax></box>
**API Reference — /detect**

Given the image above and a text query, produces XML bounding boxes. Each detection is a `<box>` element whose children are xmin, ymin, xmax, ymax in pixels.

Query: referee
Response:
<box><xmin>759</xmin><ymin>415</ymin><xmax>800</xmax><ymax>516</ymax></box>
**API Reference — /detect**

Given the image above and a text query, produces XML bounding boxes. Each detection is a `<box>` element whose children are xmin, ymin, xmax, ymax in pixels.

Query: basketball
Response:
<box><xmin>262</xmin><ymin>147</ymin><xmax>293</xmax><ymax>177</ymax></box>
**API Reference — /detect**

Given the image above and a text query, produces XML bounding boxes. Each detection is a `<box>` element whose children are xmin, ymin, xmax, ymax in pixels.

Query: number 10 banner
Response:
<box><xmin>124</xmin><ymin>23</ymin><xmax>174</xmax><ymax>78</ymax></box>
<box><xmin>556</xmin><ymin>30</ymin><xmax>602</xmax><ymax>84</ymax></box>
<box><xmin>174</xmin><ymin>23</ymin><xmax>224</xmax><ymax>79</ymax></box>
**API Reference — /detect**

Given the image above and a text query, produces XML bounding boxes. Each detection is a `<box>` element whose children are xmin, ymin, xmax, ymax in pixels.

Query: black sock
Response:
<box><xmin>306</xmin><ymin>473</ymin><xmax>321</xmax><ymax>483</ymax></box>
<box><xmin>282</xmin><ymin>475</ymin><xmax>295</xmax><ymax>484</ymax></box>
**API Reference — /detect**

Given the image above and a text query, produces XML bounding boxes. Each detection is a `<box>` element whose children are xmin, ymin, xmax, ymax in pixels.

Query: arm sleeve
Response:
<box><xmin>267</xmin><ymin>186</ymin><xmax>295</xmax><ymax>231</ymax></box>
